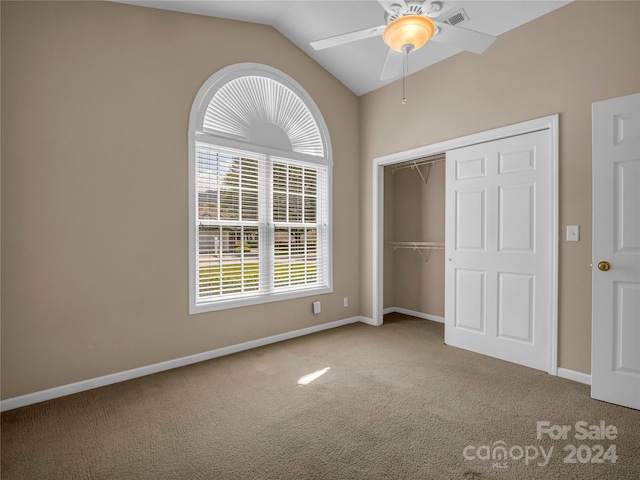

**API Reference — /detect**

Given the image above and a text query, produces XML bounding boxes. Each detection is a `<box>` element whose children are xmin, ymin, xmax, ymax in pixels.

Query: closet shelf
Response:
<box><xmin>390</xmin><ymin>155</ymin><xmax>445</xmax><ymax>184</ymax></box>
<box><xmin>388</xmin><ymin>242</ymin><xmax>445</xmax><ymax>263</ymax></box>
<box><xmin>389</xmin><ymin>241</ymin><xmax>445</xmax><ymax>250</ymax></box>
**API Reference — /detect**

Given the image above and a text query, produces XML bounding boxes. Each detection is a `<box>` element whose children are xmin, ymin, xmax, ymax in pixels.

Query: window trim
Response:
<box><xmin>188</xmin><ymin>64</ymin><xmax>333</xmax><ymax>314</ymax></box>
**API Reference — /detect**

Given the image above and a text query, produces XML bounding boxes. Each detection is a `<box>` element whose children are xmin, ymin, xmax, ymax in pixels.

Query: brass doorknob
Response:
<box><xmin>597</xmin><ymin>261</ymin><xmax>611</xmax><ymax>271</ymax></box>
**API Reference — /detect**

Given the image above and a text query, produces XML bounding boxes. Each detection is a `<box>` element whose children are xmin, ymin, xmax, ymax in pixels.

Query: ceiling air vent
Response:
<box><xmin>441</xmin><ymin>8</ymin><xmax>469</xmax><ymax>26</ymax></box>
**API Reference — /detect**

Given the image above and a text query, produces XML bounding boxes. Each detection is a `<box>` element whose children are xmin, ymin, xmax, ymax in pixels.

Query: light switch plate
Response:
<box><xmin>566</xmin><ymin>225</ymin><xmax>580</xmax><ymax>242</ymax></box>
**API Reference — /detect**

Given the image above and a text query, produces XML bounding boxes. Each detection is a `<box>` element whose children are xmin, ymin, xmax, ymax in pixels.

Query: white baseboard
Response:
<box><xmin>0</xmin><ymin>316</ymin><xmax>369</xmax><ymax>412</ymax></box>
<box><xmin>557</xmin><ymin>368</ymin><xmax>591</xmax><ymax>386</ymax></box>
<box><xmin>358</xmin><ymin>316</ymin><xmax>378</xmax><ymax>326</ymax></box>
<box><xmin>383</xmin><ymin>307</ymin><xmax>445</xmax><ymax>323</ymax></box>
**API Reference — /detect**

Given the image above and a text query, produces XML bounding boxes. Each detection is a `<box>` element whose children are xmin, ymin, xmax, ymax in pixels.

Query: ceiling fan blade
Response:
<box><xmin>310</xmin><ymin>25</ymin><xmax>385</xmax><ymax>51</ymax></box>
<box><xmin>380</xmin><ymin>48</ymin><xmax>404</xmax><ymax>81</ymax></box>
<box><xmin>430</xmin><ymin>22</ymin><xmax>496</xmax><ymax>54</ymax></box>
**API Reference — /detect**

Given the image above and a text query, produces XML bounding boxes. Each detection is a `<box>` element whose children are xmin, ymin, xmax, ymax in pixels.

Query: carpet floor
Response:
<box><xmin>2</xmin><ymin>313</ymin><xmax>639</xmax><ymax>479</ymax></box>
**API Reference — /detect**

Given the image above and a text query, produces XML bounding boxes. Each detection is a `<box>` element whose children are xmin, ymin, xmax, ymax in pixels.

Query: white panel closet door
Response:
<box><xmin>445</xmin><ymin>130</ymin><xmax>551</xmax><ymax>371</ymax></box>
<box><xmin>592</xmin><ymin>93</ymin><xmax>640</xmax><ymax>410</ymax></box>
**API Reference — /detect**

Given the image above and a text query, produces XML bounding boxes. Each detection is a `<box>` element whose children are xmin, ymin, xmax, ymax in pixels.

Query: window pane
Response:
<box><xmin>274</xmin><ymin>227</ymin><xmax>290</xmax><ymax>253</ymax></box>
<box><xmin>274</xmin><ymin>227</ymin><xmax>291</xmax><ymax>288</ymax></box>
<box><xmin>199</xmin><ymin>191</ymin><xmax>218</xmax><ymax>220</ymax></box>
<box><xmin>196</xmin><ymin>147</ymin><xmax>221</xmax><ymax>221</ymax></box>
<box><xmin>197</xmin><ymin>145</ymin><xmax>261</xmax><ymax>224</ymax></box>
<box><xmin>271</xmin><ymin>162</ymin><xmax>324</xmax><ymax>291</ymax></box>
<box><xmin>306</xmin><ymin>228</ymin><xmax>318</xmax><ymax>282</ymax></box>
<box><xmin>219</xmin><ymin>188</ymin><xmax>239</xmax><ymax>220</ymax></box>
<box><xmin>242</xmin><ymin>158</ymin><xmax>259</xmax><ymax>189</ymax></box>
<box><xmin>290</xmin><ymin>227</ymin><xmax>305</xmax><ymax>285</ymax></box>
<box><xmin>306</xmin><ymin>228</ymin><xmax>317</xmax><ymax>255</ymax></box>
<box><xmin>272</xmin><ymin>225</ymin><xmax>321</xmax><ymax>289</ymax></box>
<box><xmin>304</xmin><ymin>197</ymin><xmax>316</xmax><ymax>223</ymax></box>
<box><xmin>304</xmin><ymin>169</ymin><xmax>317</xmax><ymax>195</ymax></box>
<box><xmin>222</xmin><ymin>162</ymin><xmax>239</xmax><ymax>188</ymax></box>
<box><xmin>220</xmin><ymin>226</ymin><xmax>241</xmax><ymax>294</ymax></box>
<box><xmin>242</xmin><ymin>227</ymin><xmax>260</xmax><ymax>292</ymax></box>
<box><xmin>289</xmin><ymin>166</ymin><xmax>303</xmax><ymax>194</ymax></box>
<box><xmin>197</xmin><ymin>225</ymin><xmax>260</xmax><ymax>298</ymax></box>
<box><xmin>273</xmin><ymin>193</ymin><xmax>287</xmax><ymax>222</ymax></box>
<box><xmin>273</xmin><ymin>163</ymin><xmax>287</xmax><ymax>192</ymax></box>
<box><xmin>288</xmin><ymin>194</ymin><xmax>302</xmax><ymax>223</ymax></box>
<box><xmin>290</xmin><ymin>228</ymin><xmax>305</xmax><ymax>257</ymax></box>
<box><xmin>198</xmin><ymin>225</ymin><xmax>221</xmax><ymax>297</ymax></box>
<box><xmin>196</xmin><ymin>146</ymin><xmax>263</xmax><ymax>301</ymax></box>
<box><xmin>242</xmin><ymin>191</ymin><xmax>259</xmax><ymax>221</ymax></box>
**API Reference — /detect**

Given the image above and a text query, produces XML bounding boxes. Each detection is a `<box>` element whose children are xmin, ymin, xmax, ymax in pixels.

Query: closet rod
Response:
<box><xmin>389</xmin><ymin>242</ymin><xmax>444</xmax><ymax>263</ymax></box>
<box><xmin>390</xmin><ymin>154</ymin><xmax>445</xmax><ymax>173</ymax></box>
<box><xmin>389</xmin><ymin>242</ymin><xmax>445</xmax><ymax>250</ymax></box>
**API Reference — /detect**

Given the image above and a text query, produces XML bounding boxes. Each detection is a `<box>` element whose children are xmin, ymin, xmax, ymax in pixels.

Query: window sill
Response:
<box><xmin>189</xmin><ymin>285</ymin><xmax>333</xmax><ymax>314</ymax></box>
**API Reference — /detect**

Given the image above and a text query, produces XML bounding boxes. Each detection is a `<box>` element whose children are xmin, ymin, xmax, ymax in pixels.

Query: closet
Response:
<box><xmin>375</xmin><ymin>116</ymin><xmax>558</xmax><ymax>373</ymax></box>
<box><xmin>384</xmin><ymin>153</ymin><xmax>446</xmax><ymax>322</ymax></box>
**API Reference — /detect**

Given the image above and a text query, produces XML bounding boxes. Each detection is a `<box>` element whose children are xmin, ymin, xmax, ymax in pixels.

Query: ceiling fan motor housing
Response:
<box><xmin>385</xmin><ymin>1</ymin><xmax>425</xmax><ymax>22</ymax></box>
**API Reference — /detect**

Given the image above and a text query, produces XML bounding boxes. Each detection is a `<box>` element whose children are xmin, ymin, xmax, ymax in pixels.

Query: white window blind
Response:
<box><xmin>272</xmin><ymin>158</ymin><xmax>329</xmax><ymax>291</ymax></box>
<box><xmin>195</xmin><ymin>144</ymin><xmax>329</xmax><ymax>306</ymax></box>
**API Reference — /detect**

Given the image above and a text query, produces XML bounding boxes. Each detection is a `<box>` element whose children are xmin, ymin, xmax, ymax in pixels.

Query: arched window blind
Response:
<box><xmin>203</xmin><ymin>76</ymin><xmax>325</xmax><ymax>157</ymax></box>
<box><xmin>188</xmin><ymin>64</ymin><xmax>332</xmax><ymax>313</ymax></box>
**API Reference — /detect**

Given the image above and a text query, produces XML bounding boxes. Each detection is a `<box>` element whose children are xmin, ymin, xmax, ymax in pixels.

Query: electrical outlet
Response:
<box><xmin>312</xmin><ymin>301</ymin><xmax>321</xmax><ymax>314</ymax></box>
<box><xmin>343</xmin><ymin>297</ymin><xmax>348</xmax><ymax>307</ymax></box>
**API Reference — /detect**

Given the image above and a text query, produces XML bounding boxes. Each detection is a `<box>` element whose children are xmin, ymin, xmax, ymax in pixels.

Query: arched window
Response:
<box><xmin>188</xmin><ymin>64</ymin><xmax>332</xmax><ymax>313</ymax></box>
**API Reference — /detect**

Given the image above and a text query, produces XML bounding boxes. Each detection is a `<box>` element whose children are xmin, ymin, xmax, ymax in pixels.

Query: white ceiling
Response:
<box><xmin>115</xmin><ymin>0</ymin><xmax>570</xmax><ymax>96</ymax></box>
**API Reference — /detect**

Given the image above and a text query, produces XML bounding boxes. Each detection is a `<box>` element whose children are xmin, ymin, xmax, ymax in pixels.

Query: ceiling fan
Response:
<box><xmin>310</xmin><ymin>1</ymin><xmax>496</xmax><ymax>82</ymax></box>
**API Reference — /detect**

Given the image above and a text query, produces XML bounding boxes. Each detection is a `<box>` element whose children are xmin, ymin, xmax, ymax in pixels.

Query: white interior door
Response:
<box><xmin>592</xmin><ymin>93</ymin><xmax>640</xmax><ymax>410</ymax></box>
<box><xmin>445</xmin><ymin>130</ymin><xmax>553</xmax><ymax>372</ymax></box>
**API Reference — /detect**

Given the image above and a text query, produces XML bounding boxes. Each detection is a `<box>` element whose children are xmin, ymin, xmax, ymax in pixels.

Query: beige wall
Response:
<box><xmin>1</xmin><ymin>1</ymin><xmax>360</xmax><ymax>399</ymax></box>
<box><xmin>361</xmin><ymin>1</ymin><xmax>640</xmax><ymax>374</ymax></box>
<box><xmin>384</xmin><ymin>162</ymin><xmax>445</xmax><ymax>316</ymax></box>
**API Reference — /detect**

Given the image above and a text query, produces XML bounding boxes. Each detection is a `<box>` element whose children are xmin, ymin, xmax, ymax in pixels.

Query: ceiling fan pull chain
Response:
<box><xmin>402</xmin><ymin>46</ymin><xmax>409</xmax><ymax>104</ymax></box>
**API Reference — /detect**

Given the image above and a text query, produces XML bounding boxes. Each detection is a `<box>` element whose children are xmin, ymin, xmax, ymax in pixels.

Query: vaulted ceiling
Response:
<box><xmin>115</xmin><ymin>0</ymin><xmax>571</xmax><ymax>96</ymax></box>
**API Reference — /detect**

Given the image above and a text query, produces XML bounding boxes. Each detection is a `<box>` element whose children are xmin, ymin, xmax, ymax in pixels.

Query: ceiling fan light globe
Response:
<box><xmin>382</xmin><ymin>15</ymin><xmax>435</xmax><ymax>53</ymax></box>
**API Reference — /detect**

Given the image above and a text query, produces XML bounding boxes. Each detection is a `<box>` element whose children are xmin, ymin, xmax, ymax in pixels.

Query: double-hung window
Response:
<box><xmin>189</xmin><ymin>64</ymin><xmax>332</xmax><ymax>313</ymax></box>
